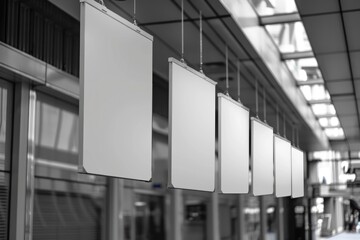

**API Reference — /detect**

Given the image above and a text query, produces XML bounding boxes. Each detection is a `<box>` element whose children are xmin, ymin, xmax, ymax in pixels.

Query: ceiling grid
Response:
<box><xmin>294</xmin><ymin>0</ymin><xmax>360</xmax><ymax>150</ymax></box>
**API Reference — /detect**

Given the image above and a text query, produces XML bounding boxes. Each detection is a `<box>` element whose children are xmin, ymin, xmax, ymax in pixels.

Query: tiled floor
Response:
<box><xmin>321</xmin><ymin>233</ymin><xmax>360</xmax><ymax>239</ymax></box>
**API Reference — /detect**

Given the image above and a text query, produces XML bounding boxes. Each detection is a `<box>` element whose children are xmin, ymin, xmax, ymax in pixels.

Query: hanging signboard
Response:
<box><xmin>292</xmin><ymin>147</ymin><xmax>304</xmax><ymax>198</ymax></box>
<box><xmin>218</xmin><ymin>93</ymin><xmax>249</xmax><ymax>194</ymax></box>
<box><xmin>79</xmin><ymin>0</ymin><xmax>153</xmax><ymax>180</ymax></box>
<box><xmin>168</xmin><ymin>58</ymin><xmax>216</xmax><ymax>192</ymax></box>
<box><xmin>251</xmin><ymin>118</ymin><xmax>274</xmax><ymax>196</ymax></box>
<box><xmin>274</xmin><ymin>135</ymin><xmax>292</xmax><ymax>197</ymax></box>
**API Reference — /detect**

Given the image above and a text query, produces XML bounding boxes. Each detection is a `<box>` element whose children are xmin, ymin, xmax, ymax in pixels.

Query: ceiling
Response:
<box><xmin>50</xmin><ymin>0</ymin><xmax>336</xmax><ymax>151</ymax></box>
<box><xmin>102</xmin><ymin>0</ymin><xmax>330</xmax><ymax>151</ymax></box>
<box><xmin>295</xmin><ymin>0</ymin><xmax>360</xmax><ymax>151</ymax></box>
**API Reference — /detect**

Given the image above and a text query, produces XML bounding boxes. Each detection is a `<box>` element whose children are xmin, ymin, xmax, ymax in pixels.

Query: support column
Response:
<box><xmin>171</xmin><ymin>189</ymin><xmax>183</xmax><ymax>240</ymax></box>
<box><xmin>107</xmin><ymin>178</ymin><xmax>124</xmax><ymax>240</ymax></box>
<box><xmin>237</xmin><ymin>195</ymin><xmax>246</xmax><ymax>240</ymax></box>
<box><xmin>276</xmin><ymin>198</ymin><xmax>284</xmax><ymax>240</ymax></box>
<box><xmin>207</xmin><ymin>192</ymin><xmax>220</xmax><ymax>240</ymax></box>
<box><xmin>260</xmin><ymin>196</ymin><xmax>267</xmax><ymax>240</ymax></box>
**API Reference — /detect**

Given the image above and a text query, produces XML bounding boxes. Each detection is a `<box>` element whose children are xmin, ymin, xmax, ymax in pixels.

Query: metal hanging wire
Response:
<box><xmin>98</xmin><ymin>0</ymin><xmax>105</xmax><ymax>6</ymax></box>
<box><xmin>199</xmin><ymin>11</ymin><xmax>203</xmax><ymax>73</ymax></box>
<box><xmin>263</xmin><ymin>86</ymin><xmax>267</xmax><ymax>123</ymax></box>
<box><xmin>296</xmin><ymin>127</ymin><xmax>300</xmax><ymax>148</ymax></box>
<box><xmin>181</xmin><ymin>0</ymin><xmax>185</xmax><ymax>62</ymax></box>
<box><xmin>225</xmin><ymin>45</ymin><xmax>229</xmax><ymax>95</ymax></box>
<box><xmin>133</xmin><ymin>0</ymin><xmax>137</xmax><ymax>25</ymax></box>
<box><xmin>255</xmin><ymin>79</ymin><xmax>259</xmax><ymax>118</ymax></box>
<box><xmin>276</xmin><ymin>105</ymin><xmax>279</xmax><ymax>135</ymax></box>
<box><xmin>237</xmin><ymin>60</ymin><xmax>241</xmax><ymax>103</ymax></box>
<box><xmin>283</xmin><ymin>113</ymin><xmax>286</xmax><ymax>138</ymax></box>
<box><xmin>292</xmin><ymin>123</ymin><xmax>295</xmax><ymax>146</ymax></box>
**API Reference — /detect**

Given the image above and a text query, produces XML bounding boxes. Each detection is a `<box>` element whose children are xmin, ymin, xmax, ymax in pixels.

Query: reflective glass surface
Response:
<box><xmin>250</xmin><ymin>0</ymin><xmax>297</xmax><ymax>16</ymax></box>
<box><xmin>266</xmin><ymin>22</ymin><xmax>311</xmax><ymax>53</ymax></box>
<box><xmin>33</xmin><ymin>93</ymin><xmax>106</xmax><ymax>240</ymax></box>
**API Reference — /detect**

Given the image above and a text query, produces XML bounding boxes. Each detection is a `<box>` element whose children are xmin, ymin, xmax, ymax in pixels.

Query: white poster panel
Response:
<box><xmin>79</xmin><ymin>0</ymin><xmax>153</xmax><ymax>180</ymax></box>
<box><xmin>169</xmin><ymin>58</ymin><xmax>216</xmax><ymax>192</ymax></box>
<box><xmin>251</xmin><ymin>118</ymin><xmax>274</xmax><ymax>196</ymax></box>
<box><xmin>218</xmin><ymin>93</ymin><xmax>249</xmax><ymax>194</ymax></box>
<box><xmin>274</xmin><ymin>135</ymin><xmax>292</xmax><ymax>197</ymax></box>
<box><xmin>292</xmin><ymin>147</ymin><xmax>304</xmax><ymax>198</ymax></box>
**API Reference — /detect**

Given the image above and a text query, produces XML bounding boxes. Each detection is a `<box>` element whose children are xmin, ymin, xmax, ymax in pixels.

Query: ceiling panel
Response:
<box><xmin>332</xmin><ymin>96</ymin><xmax>357</xmax><ymax>115</ymax></box>
<box><xmin>339</xmin><ymin>115</ymin><xmax>358</xmax><ymax>127</ymax></box>
<box><xmin>340</xmin><ymin>0</ymin><xmax>360</xmax><ymax>11</ymax></box>
<box><xmin>302</xmin><ymin>14</ymin><xmax>346</xmax><ymax>54</ymax></box>
<box><xmin>327</xmin><ymin>80</ymin><xmax>354</xmax><ymax>95</ymax></box>
<box><xmin>344</xmin><ymin>127</ymin><xmax>360</xmax><ymax>139</ymax></box>
<box><xmin>343</xmin><ymin>12</ymin><xmax>360</xmax><ymax>51</ymax></box>
<box><xmin>295</xmin><ymin>0</ymin><xmax>339</xmax><ymax>15</ymax></box>
<box><xmin>185</xmin><ymin>0</ymin><xmax>221</xmax><ymax>19</ymax></box>
<box><xmin>317</xmin><ymin>53</ymin><xmax>351</xmax><ymax>81</ymax></box>
<box><xmin>355</xmin><ymin>80</ymin><xmax>360</xmax><ymax>98</ymax></box>
<box><xmin>330</xmin><ymin>139</ymin><xmax>349</xmax><ymax>151</ymax></box>
<box><xmin>349</xmin><ymin>140</ymin><xmax>360</xmax><ymax>151</ymax></box>
<box><xmin>207</xmin><ymin>19</ymin><xmax>249</xmax><ymax>61</ymax></box>
<box><xmin>206</xmin><ymin>0</ymin><xmax>231</xmax><ymax>16</ymax></box>
<box><xmin>350</xmin><ymin>52</ymin><xmax>360</xmax><ymax>79</ymax></box>
<box><xmin>109</xmin><ymin>0</ymin><xmax>181</xmax><ymax>23</ymax></box>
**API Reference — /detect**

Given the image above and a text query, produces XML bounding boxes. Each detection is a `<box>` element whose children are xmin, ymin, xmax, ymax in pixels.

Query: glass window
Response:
<box><xmin>249</xmin><ymin>0</ymin><xmax>298</xmax><ymax>16</ymax></box>
<box><xmin>33</xmin><ymin>93</ymin><xmax>106</xmax><ymax>240</ymax></box>
<box><xmin>266</xmin><ymin>22</ymin><xmax>311</xmax><ymax>53</ymax></box>
<box><xmin>286</xmin><ymin>58</ymin><xmax>322</xmax><ymax>81</ymax></box>
<box><xmin>0</xmin><ymin>80</ymin><xmax>12</xmax><ymax>240</ymax></box>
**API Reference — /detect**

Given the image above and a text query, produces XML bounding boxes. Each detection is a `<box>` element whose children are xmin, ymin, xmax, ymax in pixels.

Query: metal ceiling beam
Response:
<box><xmin>315</xmin><ymin>114</ymin><xmax>337</xmax><ymax>118</ymax></box>
<box><xmin>323</xmin><ymin>125</ymin><xmax>342</xmax><ymax>129</ymax></box>
<box><xmin>308</xmin><ymin>99</ymin><xmax>332</xmax><ymax>104</ymax></box>
<box><xmin>282</xmin><ymin>51</ymin><xmax>314</xmax><ymax>60</ymax></box>
<box><xmin>297</xmin><ymin>79</ymin><xmax>324</xmax><ymax>86</ymax></box>
<box><xmin>139</xmin><ymin>15</ymin><xmax>231</xmax><ymax>27</ymax></box>
<box><xmin>260</xmin><ymin>13</ymin><xmax>301</xmax><ymax>25</ymax></box>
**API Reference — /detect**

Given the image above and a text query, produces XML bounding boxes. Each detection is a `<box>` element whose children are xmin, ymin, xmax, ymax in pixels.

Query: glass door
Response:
<box><xmin>134</xmin><ymin>193</ymin><xmax>165</xmax><ymax>240</ymax></box>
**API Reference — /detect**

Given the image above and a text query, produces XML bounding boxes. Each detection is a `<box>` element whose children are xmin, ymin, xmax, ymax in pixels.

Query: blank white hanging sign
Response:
<box><xmin>218</xmin><ymin>93</ymin><xmax>249</xmax><ymax>194</ymax></box>
<box><xmin>168</xmin><ymin>57</ymin><xmax>217</xmax><ymax>192</ymax></box>
<box><xmin>251</xmin><ymin>118</ymin><xmax>274</xmax><ymax>196</ymax></box>
<box><xmin>292</xmin><ymin>146</ymin><xmax>304</xmax><ymax>198</ymax></box>
<box><xmin>274</xmin><ymin>135</ymin><xmax>292</xmax><ymax>197</ymax></box>
<box><xmin>79</xmin><ymin>0</ymin><xmax>153</xmax><ymax>180</ymax></box>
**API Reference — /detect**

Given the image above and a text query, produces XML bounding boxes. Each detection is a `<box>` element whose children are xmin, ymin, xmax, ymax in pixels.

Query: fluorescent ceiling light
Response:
<box><xmin>300</xmin><ymin>84</ymin><xmax>330</xmax><ymax>101</ymax></box>
<box><xmin>318</xmin><ymin>117</ymin><xmax>340</xmax><ymax>128</ymax></box>
<box><xmin>312</xmin><ymin>104</ymin><xmax>336</xmax><ymax>116</ymax></box>
<box><xmin>324</xmin><ymin>128</ymin><xmax>345</xmax><ymax>140</ymax></box>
